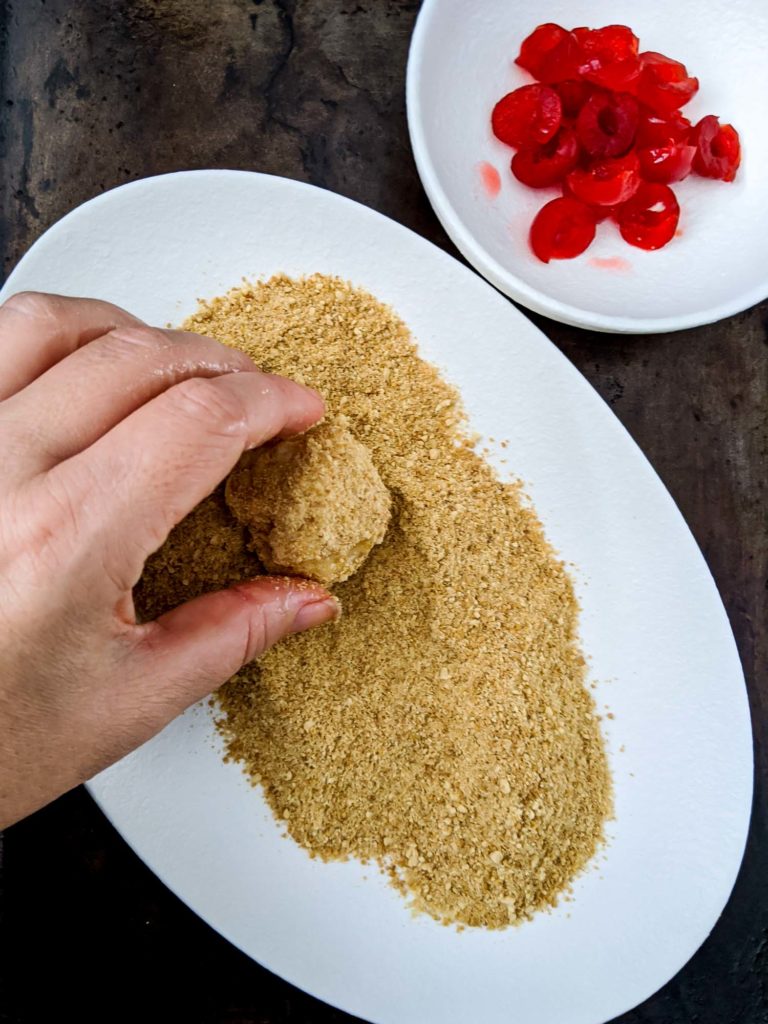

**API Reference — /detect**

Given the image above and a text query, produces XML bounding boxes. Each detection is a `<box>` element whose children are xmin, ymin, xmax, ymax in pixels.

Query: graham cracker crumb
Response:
<box><xmin>134</xmin><ymin>486</ymin><xmax>260</xmax><ymax>621</ymax></box>
<box><xmin>137</xmin><ymin>273</ymin><xmax>612</xmax><ymax>929</ymax></box>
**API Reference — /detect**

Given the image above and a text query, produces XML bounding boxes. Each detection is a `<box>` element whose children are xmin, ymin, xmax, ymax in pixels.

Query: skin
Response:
<box><xmin>0</xmin><ymin>292</ymin><xmax>338</xmax><ymax>828</ymax></box>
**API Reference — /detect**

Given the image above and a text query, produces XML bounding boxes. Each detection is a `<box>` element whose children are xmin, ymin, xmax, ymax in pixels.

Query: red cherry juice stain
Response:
<box><xmin>477</xmin><ymin>161</ymin><xmax>501</xmax><ymax>199</ymax></box>
<box><xmin>588</xmin><ymin>255</ymin><xmax>632</xmax><ymax>272</ymax></box>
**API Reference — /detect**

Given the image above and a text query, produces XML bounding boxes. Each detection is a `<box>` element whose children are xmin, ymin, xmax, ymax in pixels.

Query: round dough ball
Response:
<box><xmin>225</xmin><ymin>417</ymin><xmax>390</xmax><ymax>585</ymax></box>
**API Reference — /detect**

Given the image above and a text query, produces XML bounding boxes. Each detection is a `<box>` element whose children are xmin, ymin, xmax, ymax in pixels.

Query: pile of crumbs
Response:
<box><xmin>136</xmin><ymin>273</ymin><xmax>612</xmax><ymax>929</ymax></box>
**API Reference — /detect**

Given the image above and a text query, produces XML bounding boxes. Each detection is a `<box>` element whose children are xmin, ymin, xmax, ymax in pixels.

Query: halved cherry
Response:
<box><xmin>566</xmin><ymin>151</ymin><xmax>642</xmax><ymax>206</ymax></box>
<box><xmin>515</xmin><ymin>23</ymin><xmax>569</xmax><ymax>79</ymax></box>
<box><xmin>635</xmin><ymin>109</ymin><xmax>691</xmax><ymax>148</ymax></box>
<box><xmin>577</xmin><ymin>25</ymin><xmax>641</xmax><ymax>92</ymax></box>
<box><xmin>615</xmin><ymin>182</ymin><xmax>680</xmax><ymax>249</ymax></box>
<box><xmin>556</xmin><ymin>79</ymin><xmax>594</xmax><ymax>119</ymax></box>
<box><xmin>511</xmin><ymin>127</ymin><xmax>580</xmax><ymax>187</ymax></box>
<box><xmin>562</xmin><ymin>178</ymin><xmax>617</xmax><ymax>221</ymax></box>
<box><xmin>578</xmin><ymin>24</ymin><xmax>638</xmax><ymax>59</ymax></box>
<box><xmin>538</xmin><ymin>31</ymin><xmax>584</xmax><ymax>84</ymax></box>
<box><xmin>577</xmin><ymin>90</ymin><xmax>639</xmax><ymax>157</ymax></box>
<box><xmin>529</xmin><ymin>196</ymin><xmax>596</xmax><ymax>262</ymax></box>
<box><xmin>491</xmin><ymin>84</ymin><xmax>562</xmax><ymax>148</ymax></box>
<box><xmin>691</xmin><ymin>115</ymin><xmax>741</xmax><ymax>182</ymax></box>
<box><xmin>637</xmin><ymin>51</ymin><xmax>699</xmax><ymax>116</ymax></box>
<box><xmin>638</xmin><ymin>140</ymin><xmax>696</xmax><ymax>183</ymax></box>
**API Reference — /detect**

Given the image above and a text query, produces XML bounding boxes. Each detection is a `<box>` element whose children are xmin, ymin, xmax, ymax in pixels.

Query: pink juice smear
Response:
<box><xmin>588</xmin><ymin>255</ymin><xmax>632</xmax><ymax>272</ymax></box>
<box><xmin>478</xmin><ymin>161</ymin><xmax>501</xmax><ymax>198</ymax></box>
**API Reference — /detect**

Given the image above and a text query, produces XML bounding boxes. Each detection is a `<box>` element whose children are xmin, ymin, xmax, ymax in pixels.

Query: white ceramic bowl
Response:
<box><xmin>407</xmin><ymin>0</ymin><xmax>768</xmax><ymax>332</ymax></box>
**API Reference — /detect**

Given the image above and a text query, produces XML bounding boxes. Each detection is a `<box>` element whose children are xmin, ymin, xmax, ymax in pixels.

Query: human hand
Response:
<box><xmin>0</xmin><ymin>292</ymin><xmax>337</xmax><ymax>828</ymax></box>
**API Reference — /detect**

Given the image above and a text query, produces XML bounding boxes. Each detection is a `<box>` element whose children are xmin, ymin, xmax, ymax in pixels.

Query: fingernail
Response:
<box><xmin>291</xmin><ymin>596</ymin><xmax>341</xmax><ymax>634</ymax></box>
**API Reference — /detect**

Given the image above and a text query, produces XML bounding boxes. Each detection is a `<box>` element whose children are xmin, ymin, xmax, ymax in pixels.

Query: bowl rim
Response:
<box><xmin>405</xmin><ymin>0</ymin><xmax>768</xmax><ymax>334</ymax></box>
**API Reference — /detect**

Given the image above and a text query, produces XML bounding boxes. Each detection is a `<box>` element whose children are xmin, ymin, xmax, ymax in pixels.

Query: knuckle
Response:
<box><xmin>100</xmin><ymin>326</ymin><xmax>254</xmax><ymax>375</ymax></box>
<box><xmin>167</xmin><ymin>376</ymin><xmax>247</xmax><ymax>435</ymax></box>
<box><xmin>101</xmin><ymin>324</ymin><xmax>173</xmax><ymax>356</ymax></box>
<box><xmin>2</xmin><ymin>290</ymin><xmax>58</xmax><ymax>320</ymax></box>
<box><xmin>0</xmin><ymin>472</ymin><xmax>90</xmax><ymax>576</ymax></box>
<box><xmin>40</xmin><ymin>469</ymin><xmax>87</xmax><ymax>541</ymax></box>
<box><xmin>242</xmin><ymin>611</ymin><xmax>269</xmax><ymax>664</ymax></box>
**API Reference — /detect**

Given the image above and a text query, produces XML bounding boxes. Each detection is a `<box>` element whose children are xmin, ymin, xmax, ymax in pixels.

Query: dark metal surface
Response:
<box><xmin>1</xmin><ymin>2</ymin><xmax>766</xmax><ymax>1022</ymax></box>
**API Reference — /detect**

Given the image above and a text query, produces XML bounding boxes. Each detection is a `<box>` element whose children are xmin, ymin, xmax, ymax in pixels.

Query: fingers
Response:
<box><xmin>0</xmin><ymin>292</ymin><xmax>142</xmax><ymax>402</ymax></box>
<box><xmin>49</xmin><ymin>370</ymin><xmax>325</xmax><ymax>590</ymax></box>
<box><xmin>128</xmin><ymin>577</ymin><xmax>339</xmax><ymax>713</ymax></box>
<box><xmin>1</xmin><ymin>323</ymin><xmax>258</xmax><ymax>475</ymax></box>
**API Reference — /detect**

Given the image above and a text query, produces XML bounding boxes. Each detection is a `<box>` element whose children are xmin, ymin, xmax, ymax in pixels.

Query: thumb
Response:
<box><xmin>133</xmin><ymin>576</ymin><xmax>339</xmax><ymax>712</ymax></box>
